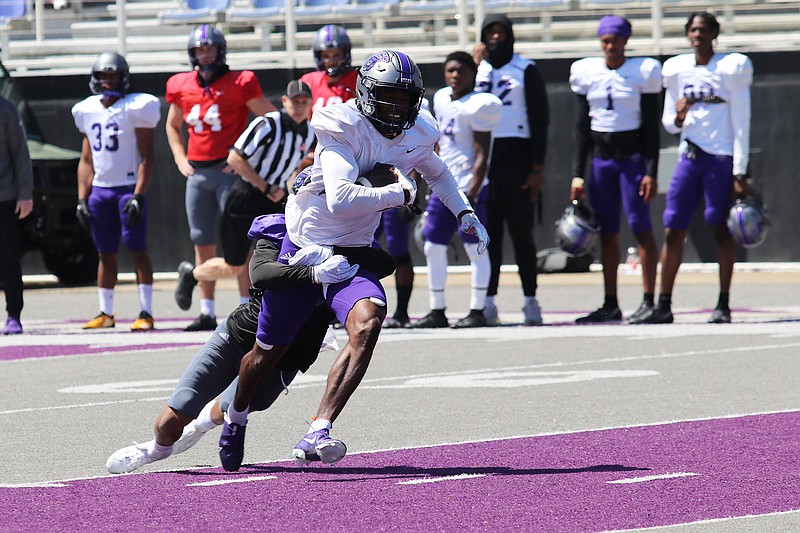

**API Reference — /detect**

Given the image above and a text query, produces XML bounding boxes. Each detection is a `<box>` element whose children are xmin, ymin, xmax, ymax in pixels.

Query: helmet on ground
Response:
<box><xmin>356</xmin><ymin>50</ymin><xmax>424</xmax><ymax>137</ymax></box>
<box><xmin>312</xmin><ymin>24</ymin><xmax>352</xmax><ymax>77</ymax></box>
<box><xmin>554</xmin><ymin>200</ymin><xmax>599</xmax><ymax>257</ymax></box>
<box><xmin>187</xmin><ymin>24</ymin><xmax>227</xmax><ymax>70</ymax></box>
<box><xmin>90</xmin><ymin>52</ymin><xmax>130</xmax><ymax>96</ymax></box>
<box><xmin>727</xmin><ymin>196</ymin><xmax>769</xmax><ymax>248</ymax></box>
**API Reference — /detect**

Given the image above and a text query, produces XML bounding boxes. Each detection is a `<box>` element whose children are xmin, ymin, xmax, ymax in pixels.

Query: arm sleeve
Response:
<box><xmin>640</xmin><ymin>93</ymin><xmax>661</xmax><ymax>178</ymax></box>
<box><xmin>571</xmin><ymin>94</ymin><xmax>591</xmax><ymax>179</ymax></box>
<box><xmin>726</xmin><ymin>57</ymin><xmax>753</xmax><ymax>175</ymax></box>
<box><xmin>249</xmin><ymin>238</ymin><xmax>316</xmax><ymax>290</ymax></box>
<box><xmin>524</xmin><ymin>64</ymin><xmax>550</xmax><ymax>165</ymax></box>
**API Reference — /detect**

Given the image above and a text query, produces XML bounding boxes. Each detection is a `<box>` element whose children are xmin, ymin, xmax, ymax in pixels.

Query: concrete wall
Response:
<box><xmin>17</xmin><ymin>50</ymin><xmax>800</xmax><ymax>275</ymax></box>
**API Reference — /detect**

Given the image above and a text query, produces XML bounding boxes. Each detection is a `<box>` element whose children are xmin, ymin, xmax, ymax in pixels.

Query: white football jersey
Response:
<box><xmin>432</xmin><ymin>88</ymin><xmax>502</xmax><ymax>190</ymax></box>
<box><xmin>662</xmin><ymin>52</ymin><xmax>753</xmax><ymax>174</ymax></box>
<box><xmin>570</xmin><ymin>56</ymin><xmax>662</xmax><ymax>133</ymax></box>
<box><xmin>71</xmin><ymin>93</ymin><xmax>161</xmax><ymax>188</ymax></box>
<box><xmin>286</xmin><ymin>100</ymin><xmax>470</xmax><ymax>247</ymax></box>
<box><xmin>475</xmin><ymin>54</ymin><xmax>534</xmax><ymax>139</ymax></box>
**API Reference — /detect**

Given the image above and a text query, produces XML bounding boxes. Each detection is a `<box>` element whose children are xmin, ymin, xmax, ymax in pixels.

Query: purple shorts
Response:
<box><xmin>423</xmin><ymin>188</ymin><xmax>487</xmax><ymax>246</ymax></box>
<box><xmin>255</xmin><ymin>238</ymin><xmax>387</xmax><ymax>348</ymax></box>
<box><xmin>663</xmin><ymin>150</ymin><xmax>734</xmax><ymax>230</ymax></box>
<box><xmin>88</xmin><ymin>185</ymin><xmax>147</xmax><ymax>253</ymax></box>
<box><xmin>378</xmin><ymin>208</ymin><xmax>411</xmax><ymax>257</ymax></box>
<box><xmin>588</xmin><ymin>155</ymin><xmax>652</xmax><ymax>235</ymax></box>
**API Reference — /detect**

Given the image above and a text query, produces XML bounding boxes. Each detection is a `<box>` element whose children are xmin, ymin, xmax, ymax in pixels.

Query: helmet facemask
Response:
<box><xmin>89</xmin><ymin>52</ymin><xmax>130</xmax><ymax>99</ymax></box>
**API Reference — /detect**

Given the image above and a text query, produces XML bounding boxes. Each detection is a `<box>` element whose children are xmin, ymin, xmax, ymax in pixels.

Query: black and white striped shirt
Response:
<box><xmin>232</xmin><ymin>110</ymin><xmax>315</xmax><ymax>188</ymax></box>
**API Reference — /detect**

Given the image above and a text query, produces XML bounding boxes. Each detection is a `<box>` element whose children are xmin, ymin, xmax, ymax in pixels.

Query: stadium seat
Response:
<box><xmin>0</xmin><ymin>0</ymin><xmax>27</xmax><ymax>61</ymax></box>
<box><xmin>293</xmin><ymin>0</ymin><xmax>348</xmax><ymax>18</ymax></box>
<box><xmin>158</xmin><ymin>0</ymin><xmax>231</xmax><ymax>24</ymax></box>
<box><xmin>227</xmin><ymin>0</ymin><xmax>289</xmax><ymax>51</ymax></box>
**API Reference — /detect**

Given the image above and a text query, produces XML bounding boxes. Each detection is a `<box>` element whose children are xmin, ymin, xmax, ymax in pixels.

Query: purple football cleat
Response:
<box><xmin>292</xmin><ymin>428</ymin><xmax>347</xmax><ymax>465</ymax></box>
<box><xmin>218</xmin><ymin>421</ymin><xmax>247</xmax><ymax>472</ymax></box>
<box><xmin>3</xmin><ymin>316</ymin><xmax>22</xmax><ymax>335</ymax></box>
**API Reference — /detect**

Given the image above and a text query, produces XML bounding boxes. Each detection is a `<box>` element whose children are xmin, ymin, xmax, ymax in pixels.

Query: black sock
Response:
<box><xmin>658</xmin><ymin>293</ymin><xmax>672</xmax><ymax>310</ymax></box>
<box><xmin>603</xmin><ymin>296</ymin><xmax>619</xmax><ymax>309</ymax></box>
<box><xmin>643</xmin><ymin>293</ymin><xmax>655</xmax><ymax>306</ymax></box>
<box><xmin>395</xmin><ymin>286</ymin><xmax>412</xmax><ymax>318</ymax></box>
<box><xmin>716</xmin><ymin>292</ymin><xmax>730</xmax><ymax>311</ymax></box>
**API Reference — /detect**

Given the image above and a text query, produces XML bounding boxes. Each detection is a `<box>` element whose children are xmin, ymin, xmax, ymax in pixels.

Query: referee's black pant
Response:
<box><xmin>486</xmin><ymin>137</ymin><xmax>538</xmax><ymax>297</ymax></box>
<box><xmin>0</xmin><ymin>199</ymin><xmax>24</xmax><ymax>318</ymax></box>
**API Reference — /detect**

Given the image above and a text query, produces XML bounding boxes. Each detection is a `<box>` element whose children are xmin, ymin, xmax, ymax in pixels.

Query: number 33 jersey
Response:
<box><xmin>71</xmin><ymin>93</ymin><xmax>161</xmax><ymax>188</ymax></box>
<box><xmin>166</xmin><ymin>70</ymin><xmax>263</xmax><ymax>161</ymax></box>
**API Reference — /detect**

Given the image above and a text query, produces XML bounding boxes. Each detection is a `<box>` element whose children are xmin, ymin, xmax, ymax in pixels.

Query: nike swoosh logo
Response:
<box><xmin>406</xmin><ymin>148</ymin><xmax>416</xmax><ymax>153</ymax></box>
<box><xmin>302</xmin><ymin>437</ymin><xmax>317</xmax><ymax>444</ymax></box>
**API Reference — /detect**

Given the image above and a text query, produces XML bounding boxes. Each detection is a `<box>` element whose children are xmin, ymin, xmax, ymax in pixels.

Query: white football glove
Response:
<box><xmin>460</xmin><ymin>212</ymin><xmax>490</xmax><ymax>255</ymax></box>
<box><xmin>392</xmin><ymin>166</ymin><xmax>417</xmax><ymax>207</ymax></box>
<box><xmin>311</xmin><ymin>255</ymin><xmax>359</xmax><ymax>285</ymax></box>
<box><xmin>288</xmin><ymin>244</ymin><xmax>333</xmax><ymax>267</ymax></box>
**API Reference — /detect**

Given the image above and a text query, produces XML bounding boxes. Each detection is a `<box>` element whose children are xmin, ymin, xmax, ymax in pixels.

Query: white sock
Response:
<box><xmin>424</xmin><ymin>241</ymin><xmax>448</xmax><ymax>310</ymax></box>
<box><xmin>239</xmin><ymin>296</ymin><xmax>250</xmax><ymax>305</ymax></box>
<box><xmin>465</xmin><ymin>243</ymin><xmax>490</xmax><ymax>310</ymax></box>
<box><xmin>308</xmin><ymin>418</ymin><xmax>332</xmax><ymax>433</ymax></box>
<box><xmin>138</xmin><ymin>284</ymin><xmax>153</xmax><ymax>315</ymax></box>
<box><xmin>147</xmin><ymin>440</ymin><xmax>172</xmax><ymax>460</ymax></box>
<box><xmin>200</xmin><ymin>299</ymin><xmax>215</xmax><ymax>318</ymax></box>
<box><xmin>98</xmin><ymin>288</ymin><xmax>114</xmax><ymax>316</ymax></box>
<box><xmin>225</xmin><ymin>403</ymin><xmax>249</xmax><ymax>426</ymax></box>
<box><xmin>195</xmin><ymin>399</ymin><xmax>219</xmax><ymax>432</ymax></box>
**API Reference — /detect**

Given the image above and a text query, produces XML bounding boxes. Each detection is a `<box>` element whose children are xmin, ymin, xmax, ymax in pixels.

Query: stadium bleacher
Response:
<box><xmin>1</xmin><ymin>0</ymin><xmax>799</xmax><ymax>75</ymax></box>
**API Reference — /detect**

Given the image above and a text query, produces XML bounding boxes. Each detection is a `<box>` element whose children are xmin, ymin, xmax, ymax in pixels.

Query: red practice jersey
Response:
<box><xmin>300</xmin><ymin>69</ymin><xmax>357</xmax><ymax>118</ymax></box>
<box><xmin>166</xmin><ymin>70</ymin><xmax>263</xmax><ymax>161</ymax></box>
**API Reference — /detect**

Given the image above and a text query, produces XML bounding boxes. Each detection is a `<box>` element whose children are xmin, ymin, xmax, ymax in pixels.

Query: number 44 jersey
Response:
<box><xmin>166</xmin><ymin>70</ymin><xmax>263</xmax><ymax>161</ymax></box>
<box><xmin>71</xmin><ymin>93</ymin><xmax>161</xmax><ymax>188</ymax></box>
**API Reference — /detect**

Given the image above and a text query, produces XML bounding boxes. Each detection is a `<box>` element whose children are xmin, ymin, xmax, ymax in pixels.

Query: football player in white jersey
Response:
<box><xmin>217</xmin><ymin>50</ymin><xmax>489</xmax><ymax>471</ymax></box>
<box><xmin>650</xmin><ymin>12</ymin><xmax>752</xmax><ymax>324</ymax></box>
<box><xmin>474</xmin><ymin>14</ymin><xmax>550</xmax><ymax>326</ymax></box>
<box><xmin>72</xmin><ymin>52</ymin><xmax>161</xmax><ymax>331</ymax></box>
<box><xmin>408</xmin><ymin>51</ymin><xmax>501</xmax><ymax>329</ymax></box>
<box><xmin>569</xmin><ymin>16</ymin><xmax>662</xmax><ymax>325</ymax></box>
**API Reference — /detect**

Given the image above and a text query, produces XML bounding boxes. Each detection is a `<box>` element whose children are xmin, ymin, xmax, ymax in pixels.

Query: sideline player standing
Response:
<box><xmin>174</xmin><ymin>80</ymin><xmax>315</xmax><ymax>309</ymax></box>
<box><xmin>166</xmin><ymin>24</ymin><xmax>275</xmax><ymax>331</ymax></box>
<box><xmin>569</xmin><ymin>16</ymin><xmax>661</xmax><ymax>324</ymax></box>
<box><xmin>218</xmin><ymin>50</ymin><xmax>489</xmax><ymax>471</ymax></box>
<box><xmin>72</xmin><ymin>52</ymin><xmax>161</xmax><ymax>331</ymax></box>
<box><xmin>0</xmin><ymin>95</ymin><xmax>33</xmax><ymax>335</ymax></box>
<box><xmin>474</xmin><ymin>14</ymin><xmax>550</xmax><ymax>326</ymax></box>
<box><xmin>409</xmin><ymin>51</ymin><xmax>501</xmax><ymax>329</ymax></box>
<box><xmin>300</xmin><ymin>24</ymin><xmax>358</xmax><ymax>117</ymax></box>
<box><xmin>649</xmin><ymin>12</ymin><xmax>752</xmax><ymax>324</ymax></box>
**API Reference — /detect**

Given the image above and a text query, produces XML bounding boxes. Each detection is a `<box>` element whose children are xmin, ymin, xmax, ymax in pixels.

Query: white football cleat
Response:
<box><xmin>106</xmin><ymin>441</ymin><xmax>168</xmax><ymax>474</ymax></box>
<box><xmin>172</xmin><ymin>419</ymin><xmax>212</xmax><ymax>455</ymax></box>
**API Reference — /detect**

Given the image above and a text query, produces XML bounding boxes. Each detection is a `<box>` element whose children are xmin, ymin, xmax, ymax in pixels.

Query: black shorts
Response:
<box><xmin>221</xmin><ymin>179</ymin><xmax>284</xmax><ymax>266</ymax></box>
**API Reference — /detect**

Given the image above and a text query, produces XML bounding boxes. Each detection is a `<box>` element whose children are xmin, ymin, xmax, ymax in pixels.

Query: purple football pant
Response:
<box><xmin>255</xmin><ymin>238</ymin><xmax>387</xmax><ymax>348</ymax></box>
<box><xmin>423</xmin><ymin>188</ymin><xmax>487</xmax><ymax>245</ymax></box>
<box><xmin>88</xmin><ymin>185</ymin><xmax>147</xmax><ymax>253</ymax></box>
<box><xmin>378</xmin><ymin>208</ymin><xmax>410</xmax><ymax>257</ymax></box>
<box><xmin>588</xmin><ymin>156</ymin><xmax>652</xmax><ymax>235</ymax></box>
<box><xmin>663</xmin><ymin>151</ymin><xmax>734</xmax><ymax>230</ymax></box>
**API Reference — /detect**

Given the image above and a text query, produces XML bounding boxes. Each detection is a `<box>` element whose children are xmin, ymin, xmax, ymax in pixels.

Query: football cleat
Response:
<box><xmin>383</xmin><ymin>314</ymin><xmax>410</xmax><ymax>329</ymax></box>
<box><xmin>3</xmin><ymin>316</ymin><xmax>22</xmax><ymax>335</ymax></box>
<box><xmin>292</xmin><ymin>428</ymin><xmax>347</xmax><ymax>465</ymax></box>
<box><xmin>576</xmin><ymin>306</ymin><xmax>622</xmax><ymax>324</ymax></box>
<box><xmin>630</xmin><ymin>307</ymin><xmax>674</xmax><ymax>324</ymax></box>
<box><xmin>174</xmin><ymin>261</ymin><xmax>197</xmax><ymax>311</ymax></box>
<box><xmin>708</xmin><ymin>308</ymin><xmax>732</xmax><ymax>324</ymax></box>
<box><xmin>523</xmin><ymin>298</ymin><xmax>543</xmax><ymax>326</ymax></box>
<box><xmin>83</xmin><ymin>312</ymin><xmax>115</xmax><ymax>329</ymax></box>
<box><xmin>626</xmin><ymin>301</ymin><xmax>654</xmax><ymax>324</ymax></box>
<box><xmin>106</xmin><ymin>441</ymin><xmax>169</xmax><ymax>474</ymax></box>
<box><xmin>218</xmin><ymin>420</ymin><xmax>247</xmax><ymax>472</ymax></box>
<box><xmin>452</xmin><ymin>309</ymin><xmax>487</xmax><ymax>329</ymax></box>
<box><xmin>130</xmin><ymin>311</ymin><xmax>154</xmax><ymax>331</ymax></box>
<box><xmin>406</xmin><ymin>309</ymin><xmax>448</xmax><ymax>328</ymax></box>
<box><xmin>483</xmin><ymin>302</ymin><xmax>499</xmax><ymax>326</ymax></box>
<box><xmin>172</xmin><ymin>419</ymin><xmax>211</xmax><ymax>455</ymax></box>
<box><xmin>184</xmin><ymin>313</ymin><xmax>216</xmax><ymax>332</ymax></box>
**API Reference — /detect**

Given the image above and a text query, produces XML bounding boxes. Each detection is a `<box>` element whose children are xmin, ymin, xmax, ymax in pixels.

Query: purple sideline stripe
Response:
<box><xmin>3</xmin><ymin>412</ymin><xmax>798</xmax><ymax>531</ymax></box>
<box><xmin>0</xmin><ymin>343</ymin><xmax>199</xmax><ymax>362</ymax></box>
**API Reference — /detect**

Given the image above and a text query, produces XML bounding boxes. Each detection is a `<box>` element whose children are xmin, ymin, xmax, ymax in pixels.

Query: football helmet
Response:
<box><xmin>356</xmin><ymin>50</ymin><xmax>424</xmax><ymax>137</ymax></box>
<box><xmin>727</xmin><ymin>196</ymin><xmax>769</xmax><ymax>249</ymax></box>
<box><xmin>188</xmin><ymin>24</ymin><xmax>227</xmax><ymax>70</ymax></box>
<box><xmin>554</xmin><ymin>200</ymin><xmax>599</xmax><ymax>257</ymax></box>
<box><xmin>89</xmin><ymin>52</ymin><xmax>130</xmax><ymax>96</ymax></box>
<box><xmin>312</xmin><ymin>24</ymin><xmax>351</xmax><ymax>77</ymax></box>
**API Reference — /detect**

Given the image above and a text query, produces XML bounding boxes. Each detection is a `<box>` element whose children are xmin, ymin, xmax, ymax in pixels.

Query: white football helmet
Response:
<box><xmin>554</xmin><ymin>200</ymin><xmax>599</xmax><ymax>257</ymax></box>
<box><xmin>727</xmin><ymin>196</ymin><xmax>769</xmax><ymax>249</ymax></box>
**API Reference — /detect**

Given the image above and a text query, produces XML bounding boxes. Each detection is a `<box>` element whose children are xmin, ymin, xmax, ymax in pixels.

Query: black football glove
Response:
<box><xmin>123</xmin><ymin>194</ymin><xmax>145</xmax><ymax>226</ymax></box>
<box><xmin>76</xmin><ymin>199</ymin><xmax>91</xmax><ymax>231</ymax></box>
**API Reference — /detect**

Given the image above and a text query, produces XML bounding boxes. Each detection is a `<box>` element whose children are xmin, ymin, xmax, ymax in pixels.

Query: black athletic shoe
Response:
<box><xmin>575</xmin><ymin>306</ymin><xmax>622</xmax><ymax>324</ymax></box>
<box><xmin>407</xmin><ymin>309</ymin><xmax>449</xmax><ymax>329</ymax></box>
<box><xmin>452</xmin><ymin>309</ymin><xmax>487</xmax><ymax>329</ymax></box>
<box><xmin>627</xmin><ymin>302</ymin><xmax>655</xmax><ymax>324</ymax></box>
<box><xmin>174</xmin><ymin>261</ymin><xmax>197</xmax><ymax>311</ymax></box>
<box><xmin>184</xmin><ymin>313</ymin><xmax>217</xmax><ymax>332</ymax></box>
<box><xmin>384</xmin><ymin>315</ymin><xmax>410</xmax><ymax>329</ymax></box>
<box><xmin>708</xmin><ymin>308</ymin><xmax>732</xmax><ymax>324</ymax></box>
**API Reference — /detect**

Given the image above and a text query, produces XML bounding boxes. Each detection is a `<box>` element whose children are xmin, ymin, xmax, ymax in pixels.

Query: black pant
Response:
<box><xmin>0</xmin><ymin>200</ymin><xmax>23</xmax><ymax>317</ymax></box>
<box><xmin>486</xmin><ymin>138</ymin><xmax>538</xmax><ymax>297</ymax></box>
<box><xmin>221</xmin><ymin>179</ymin><xmax>284</xmax><ymax>266</ymax></box>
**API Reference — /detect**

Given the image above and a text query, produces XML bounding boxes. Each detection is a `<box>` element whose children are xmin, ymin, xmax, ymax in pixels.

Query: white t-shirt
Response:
<box><xmin>71</xmin><ymin>93</ymin><xmax>161</xmax><ymax>188</ymax></box>
<box><xmin>569</xmin><ymin>56</ymin><xmax>662</xmax><ymax>132</ymax></box>
<box><xmin>286</xmin><ymin>100</ymin><xmax>471</xmax><ymax>247</ymax></box>
<box><xmin>432</xmin><ymin>88</ymin><xmax>502</xmax><ymax>190</ymax></box>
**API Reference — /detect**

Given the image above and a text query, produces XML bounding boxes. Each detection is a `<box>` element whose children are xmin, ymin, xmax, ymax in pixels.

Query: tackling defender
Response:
<box><xmin>72</xmin><ymin>52</ymin><xmax>161</xmax><ymax>331</ymax></box>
